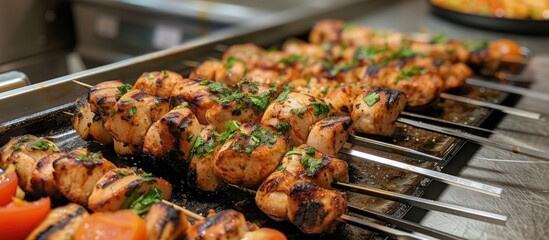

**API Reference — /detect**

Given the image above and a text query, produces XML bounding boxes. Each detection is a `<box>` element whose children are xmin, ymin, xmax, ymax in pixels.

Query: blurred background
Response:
<box><xmin>1</xmin><ymin>0</ymin><xmax>549</xmax><ymax>88</ymax></box>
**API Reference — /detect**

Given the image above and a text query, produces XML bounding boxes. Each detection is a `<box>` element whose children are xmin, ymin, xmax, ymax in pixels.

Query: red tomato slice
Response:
<box><xmin>0</xmin><ymin>197</ymin><xmax>51</xmax><ymax>240</ymax></box>
<box><xmin>0</xmin><ymin>172</ymin><xmax>18</xmax><ymax>206</ymax></box>
<box><xmin>75</xmin><ymin>210</ymin><xmax>146</xmax><ymax>240</ymax></box>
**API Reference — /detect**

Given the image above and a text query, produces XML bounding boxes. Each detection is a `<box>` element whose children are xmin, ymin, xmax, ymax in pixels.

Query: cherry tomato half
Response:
<box><xmin>0</xmin><ymin>172</ymin><xmax>18</xmax><ymax>206</ymax></box>
<box><xmin>0</xmin><ymin>197</ymin><xmax>51</xmax><ymax>240</ymax></box>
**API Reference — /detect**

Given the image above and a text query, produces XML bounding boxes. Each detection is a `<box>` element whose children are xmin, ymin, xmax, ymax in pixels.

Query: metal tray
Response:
<box><xmin>430</xmin><ymin>2</ymin><xmax>549</xmax><ymax>35</ymax></box>
<box><xmin>0</xmin><ymin>2</ymin><xmax>528</xmax><ymax>239</ymax></box>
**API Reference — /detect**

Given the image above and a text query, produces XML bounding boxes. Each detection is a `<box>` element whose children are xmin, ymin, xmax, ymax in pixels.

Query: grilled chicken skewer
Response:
<box><xmin>71</xmin><ymin>77</ymin><xmax>504</xmax><ymax>195</ymax></box>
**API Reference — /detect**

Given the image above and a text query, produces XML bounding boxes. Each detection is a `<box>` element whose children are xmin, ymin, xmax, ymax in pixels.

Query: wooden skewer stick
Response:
<box><xmin>162</xmin><ymin>199</ymin><xmax>205</xmax><ymax>220</ymax></box>
<box><xmin>63</xmin><ymin>111</ymin><xmax>74</xmax><ymax>116</ymax></box>
<box><xmin>72</xmin><ymin>80</ymin><xmax>93</xmax><ymax>89</ymax></box>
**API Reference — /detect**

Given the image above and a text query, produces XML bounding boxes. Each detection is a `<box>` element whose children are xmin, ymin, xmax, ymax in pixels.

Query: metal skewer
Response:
<box><xmin>398</xmin><ymin>117</ymin><xmax>549</xmax><ymax>162</ymax></box>
<box><xmin>336</xmin><ymin>182</ymin><xmax>507</xmax><ymax>225</ymax></box>
<box><xmin>466</xmin><ymin>78</ymin><xmax>549</xmax><ymax>102</ymax></box>
<box><xmin>348</xmin><ymin>205</ymin><xmax>465</xmax><ymax>240</ymax></box>
<box><xmin>338</xmin><ymin>215</ymin><xmax>432</xmax><ymax>240</ymax></box>
<box><xmin>440</xmin><ymin>93</ymin><xmax>544</xmax><ymax>120</ymax></box>
<box><xmin>400</xmin><ymin>111</ymin><xmax>499</xmax><ymax>135</ymax></box>
<box><xmin>229</xmin><ymin>184</ymin><xmax>436</xmax><ymax>240</ymax></box>
<box><xmin>72</xmin><ymin>80</ymin><xmax>93</xmax><ymax>89</ymax></box>
<box><xmin>162</xmin><ymin>199</ymin><xmax>205</xmax><ymax>220</ymax></box>
<box><xmin>348</xmin><ymin>134</ymin><xmax>442</xmax><ymax>162</ymax></box>
<box><xmin>338</xmin><ymin>147</ymin><xmax>503</xmax><ymax>197</ymax></box>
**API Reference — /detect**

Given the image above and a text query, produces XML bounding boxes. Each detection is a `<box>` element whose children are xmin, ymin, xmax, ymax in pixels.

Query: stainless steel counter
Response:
<box><xmin>350</xmin><ymin>1</ymin><xmax>549</xmax><ymax>239</ymax></box>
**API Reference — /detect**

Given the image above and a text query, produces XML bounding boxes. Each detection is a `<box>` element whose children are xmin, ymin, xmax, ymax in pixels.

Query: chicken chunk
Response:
<box><xmin>351</xmin><ymin>86</ymin><xmax>407</xmax><ymax>136</ymax></box>
<box><xmin>187</xmin><ymin>125</ymin><xmax>225</xmax><ymax>192</ymax></box>
<box><xmin>134</xmin><ymin>70</ymin><xmax>184</xmax><ymax>98</ymax></box>
<box><xmin>185</xmin><ymin>209</ymin><xmax>250</xmax><ymax>240</ymax></box>
<box><xmin>255</xmin><ymin>145</ymin><xmax>349</xmax><ymax>221</ymax></box>
<box><xmin>242</xmin><ymin>228</ymin><xmax>287</xmax><ymax>240</ymax></box>
<box><xmin>27</xmin><ymin>203</ymin><xmax>89</xmax><ymax>240</ymax></box>
<box><xmin>53</xmin><ymin>149</ymin><xmax>116</xmax><ymax>206</ymax></box>
<box><xmin>324</xmin><ymin>84</ymin><xmax>362</xmax><ymax>115</ymax></box>
<box><xmin>222</xmin><ymin>43</ymin><xmax>265</xmax><ymax>70</ymax></box>
<box><xmin>29</xmin><ymin>152</ymin><xmax>67</xmax><ymax>199</ymax></box>
<box><xmin>205</xmin><ymin>81</ymin><xmax>275</xmax><ymax>131</ymax></box>
<box><xmin>170</xmin><ymin>78</ymin><xmax>216</xmax><ymax>124</ymax></box>
<box><xmin>309</xmin><ymin>19</ymin><xmax>345</xmax><ymax>44</ymax></box>
<box><xmin>144</xmin><ymin>202</ymin><xmax>190</xmax><ymax>240</ymax></box>
<box><xmin>261</xmin><ymin>92</ymin><xmax>331</xmax><ymax>146</ymax></box>
<box><xmin>306</xmin><ymin>116</ymin><xmax>352</xmax><ymax>156</ymax></box>
<box><xmin>143</xmin><ymin>106</ymin><xmax>202</xmax><ymax>164</ymax></box>
<box><xmin>72</xmin><ymin>98</ymin><xmax>113</xmax><ymax>145</ymax></box>
<box><xmin>287</xmin><ymin>181</ymin><xmax>347</xmax><ymax>234</ymax></box>
<box><xmin>88</xmin><ymin>80</ymin><xmax>124</xmax><ymax>121</ymax></box>
<box><xmin>87</xmin><ymin>168</ymin><xmax>172</xmax><ymax>212</ymax></box>
<box><xmin>0</xmin><ymin>135</ymin><xmax>59</xmax><ymax>191</ymax></box>
<box><xmin>105</xmin><ymin>90</ymin><xmax>170</xmax><ymax>152</ymax></box>
<box><xmin>383</xmin><ymin>67</ymin><xmax>443</xmax><ymax>107</ymax></box>
<box><xmin>214</xmin><ymin>123</ymin><xmax>289</xmax><ymax>189</ymax></box>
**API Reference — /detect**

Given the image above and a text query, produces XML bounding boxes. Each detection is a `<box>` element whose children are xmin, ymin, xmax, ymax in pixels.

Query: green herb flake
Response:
<box><xmin>279</xmin><ymin>55</ymin><xmax>303</xmax><ymax>65</ymax></box>
<box><xmin>395</xmin><ymin>65</ymin><xmax>427</xmax><ymax>82</ymax></box>
<box><xmin>13</xmin><ymin>135</ymin><xmax>31</xmax><ymax>151</ymax></box>
<box><xmin>353</xmin><ymin>46</ymin><xmax>387</xmax><ymax>62</ymax></box>
<box><xmin>175</xmin><ymin>102</ymin><xmax>190</xmax><ymax>109</ymax></box>
<box><xmin>114</xmin><ymin>170</ymin><xmax>130</xmax><ymax>177</ymax></box>
<box><xmin>363</xmin><ymin>91</ymin><xmax>380</xmax><ymax>107</ymax></box>
<box><xmin>29</xmin><ymin>140</ymin><xmax>51</xmax><ymax>151</ymax></box>
<box><xmin>465</xmin><ymin>40</ymin><xmax>489</xmax><ymax>52</ymax></box>
<box><xmin>285</xmin><ymin>148</ymin><xmax>302</xmax><ymax>157</ymax></box>
<box><xmin>249</xmin><ymin>94</ymin><xmax>271</xmax><ymax>111</ymax></box>
<box><xmin>275</xmin><ymin>122</ymin><xmax>291</xmax><ymax>134</ymax></box>
<box><xmin>139</xmin><ymin>172</ymin><xmax>157</xmax><ymax>183</ymax></box>
<box><xmin>311</xmin><ymin>102</ymin><xmax>330</xmax><ymax>117</ymax></box>
<box><xmin>304</xmin><ymin>146</ymin><xmax>316</xmax><ymax>156</ymax></box>
<box><xmin>432</xmin><ymin>33</ymin><xmax>448</xmax><ymax>44</ymax></box>
<box><xmin>75</xmin><ymin>151</ymin><xmax>103</xmax><ymax>164</ymax></box>
<box><xmin>162</xmin><ymin>70</ymin><xmax>169</xmax><ymax>79</ymax></box>
<box><xmin>117</xmin><ymin>84</ymin><xmax>133</xmax><ymax>97</ymax></box>
<box><xmin>300</xmin><ymin>155</ymin><xmax>323</xmax><ymax>177</ymax></box>
<box><xmin>273</xmin><ymin>89</ymin><xmax>291</xmax><ymax>103</ymax></box>
<box><xmin>129</xmin><ymin>187</ymin><xmax>163</xmax><ymax>216</ymax></box>
<box><xmin>224</xmin><ymin>56</ymin><xmax>244</xmax><ymax>68</ymax></box>
<box><xmin>147</xmin><ymin>73</ymin><xmax>155</xmax><ymax>80</ymax></box>
<box><xmin>128</xmin><ymin>106</ymin><xmax>138</xmax><ymax>117</ymax></box>
<box><xmin>276</xmin><ymin>165</ymin><xmax>286</xmax><ymax>171</ymax></box>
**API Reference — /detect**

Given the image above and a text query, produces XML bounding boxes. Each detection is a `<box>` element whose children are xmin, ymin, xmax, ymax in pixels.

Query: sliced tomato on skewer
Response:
<box><xmin>0</xmin><ymin>197</ymin><xmax>51</xmax><ymax>240</ymax></box>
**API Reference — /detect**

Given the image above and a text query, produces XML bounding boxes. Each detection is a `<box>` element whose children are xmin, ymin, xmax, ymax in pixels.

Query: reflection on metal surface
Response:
<box><xmin>440</xmin><ymin>93</ymin><xmax>543</xmax><ymax>120</ymax></box>
<box><xmin>466</xmin><ymin>78</ymin><xmax>549</xmax><ymax>102</ymax></box>
<box><xmin>339</xmin><ymin>148</ymin><xmax>503</xmax><ymax>197</ymax></box>
<box><xmin>398</xmin><ymin>118</ymin><xmax>549</xmax><ymax>162</ymax></box>
<box><xmin>0</xmin><ymin>71</ymin><xmax>30</xmax><ymax>93</ymax></box>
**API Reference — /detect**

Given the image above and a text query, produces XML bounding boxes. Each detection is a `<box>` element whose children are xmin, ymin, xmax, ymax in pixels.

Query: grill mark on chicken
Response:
<box><xmin>96</xmin><ymin>171</ymin><xmax>125</xmax><ymax>189</ymax></box>
<box><xmin>159</xmin><ymin>204</ymin><xmax>182</xmax><ymax>235</ymax></box>
<box><xmin>130</xmin><ymin>91</ymin><xmax>148</xmax><ymax>100</ymax></box>
<box><xmin>196</xmin><ymin>209</ymin><xmax>239</xmax><ymax>236</ymax></box>
<box><xmin>91</xmin><ymin>179</ymin><xmax>141</xmax><ymax>209</ymax></box>
<box><xmin>34</xmin><ymin>207</ymin><xmax>85</xmax><ymax>240</ymax></box>
<box><xmin>365</xmin><ymin>65</ymin><xmax>381</xmax><ymax>77</ymax></box>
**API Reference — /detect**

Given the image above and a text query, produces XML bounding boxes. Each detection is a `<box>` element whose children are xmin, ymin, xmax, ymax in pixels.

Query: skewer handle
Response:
<box><xmin>339</xmin><ymin>214</ymin><xmax>431</xmax><ymax>240</ymax></box>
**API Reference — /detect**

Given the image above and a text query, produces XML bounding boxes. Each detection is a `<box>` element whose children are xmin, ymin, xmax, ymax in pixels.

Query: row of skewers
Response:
<box><xmin>1</xmin><ymin>19</ymin><xmax>543</xmax><ymax>239</ymax></box>
<box><xmin>0</xmin><ymin>136</ymin><xmax>286</xmax><ymax>239</ymax></box>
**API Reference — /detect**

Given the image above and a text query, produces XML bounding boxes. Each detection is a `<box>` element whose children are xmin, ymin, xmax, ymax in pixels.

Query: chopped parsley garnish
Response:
<box><xmin>273</xmin><ymin>89</ymin><xmax>291</xmax><ymax>102</ymax></box>
<box><xmin>395</xmin><ymin>65</ymin><xmax>427</xmax><ymax>82</ymax></box>
<box><xmin>342</xmin><ymin>22</ymin><xmax>356</xmax><ymax>32</ymax></box>
<box><xmin>188</xmin><ymin>136</ymin><xmax>217</xmax><ymax>162</ymax></box>
<box><xmin>216</xmin><ymin>120</ymin><xmax>240</xmax><ymax>143</ymax></box>
<box><xmin>114</xmin><ymin>170</ymin><xmax>130</xmax><ymax>177</ymax></box>
<box><xmin>325</xmin><ymin>62</ymin><xmax>357</xmax><ymax>77</ymax></box>
<box><xmin>381</xmin><ymin>48</ymin><xmax>422</xmax><ymax>65</ymax></box>
<box><xmin>303</xmin><ymin>146</ymin><xmax>316</xmax><ymax>156</ymax></box>
<box><xmin>320</xmin><ymin>86</ymin><xmax>329</xmax><ymax>95</ymax></box>
<box><xmin>128</xmin><ymin>106</ymin><xmax>138</xmax><ymax>117</ymax></box>
<box><xmin>285</xmin><ymin>148</ymin><xmax>302</xmax><ymax>157</ymax></box>
<box><xmin>174</xmin><ymin>102</ymin><xmax>189</xmax><ymax>109</ymax></box>
<box><xmin>139</xmin><ymin>172</ymin><xmax>157</xmax><ymax>183</ymax></box>
<box><xmin>353</xmin><ymin>46</ymin><xmax>388</xmax><ymax>62</ymax></box>
<box><xmin>232</xmin><ymin>125</ymin><xmax>278</xmax><ymax>155</ymax></box>
<box><xmin>276</xmin><ymin>165</ymin><xmax>286</xmax><ymax>171</ymax></box>
<box><xmin>363</xmin><ymin>91</ymin><xmax>380</xmax><ymax>107</ymax></box>
<box><xmin>29</xmin><ymin>140</ymin><xmax>56</xmax><ymax>151</ymax></box>
<box><xmin>432</xmin><ymin>33</ymin><xmax>448</xmax><ymax>44</ymax></box>
<box><xmin>207</xmin><ymin>82</ymin><xmax>227</xmax><ymax>94</ymax></box>
<box><xmin>311</xmin><ymin>102</ymin><xmax>330</xmax><ymax>117</ymax></box>
<box><xmin>117</xmin><ymin>84</ymin><xmax>132</xmax><ymax>97</ymax></box>
<box><xmin>162</xmin><ymin>70</ymin><xmax>169</xmax><ymax>79</ymax></box>
<box><xmin>13</xmin><ymin>135</ymin><xmax>30</xmax><ymax>151</ymax></box>
<box><xmin>224</xmin><ymin>56</ymin><xmax>244</xmax><ymax>68</ymax></box>
<box><xmin>275</xmin><ymin>122</ymin><xmax>291</xmax><ymax>134</ymax></box>
<box><xmin>129</xmin><ymin>187</ymin><xmax>163</xmax><ymax>216</ymax></box>
<box><xmin>147</xmin><ymin>73</ymin><xmax>155</xmax><ymax>80</ymax></box>
<box><xmin>279</xmin><ymin>55</ymin><xmax>303</xmax><ymax>65</ymax></box>
<box><xmin>75</xmin><ymin>151</ymin><xmax>103</xmax><ymax>164</ymax></box>
<box><xmin>300</xmin><ymin>155</ymin><xmax>323</xmax><ymax>177</ymax></box>
<box><xmin>465</xmin><ymin>40</ymin><xmax>489</xmax><ymax>52</ymax></box>
<box><xmin>249</xmin><ymin>94</ymin><xmax>271</xmax><ymax>112</ymax></box>
<box><xmin>291</xmin><ymin>107</ymin><xmax>308</xmax><ymax>118</ymax></box>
